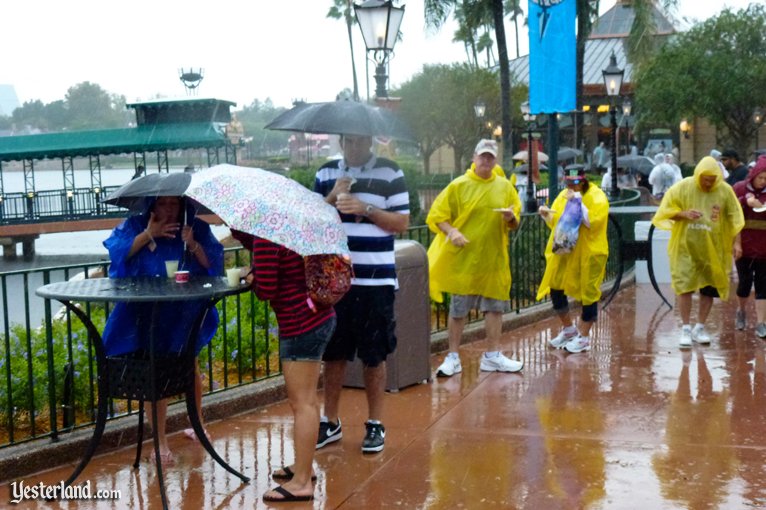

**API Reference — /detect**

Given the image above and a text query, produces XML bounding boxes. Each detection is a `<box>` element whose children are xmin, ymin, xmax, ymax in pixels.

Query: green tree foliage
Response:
<box><xmin>236</xmin><ymin>99</ymin><xmax>291</xmax><ymax>158</ymax></box>
<box><xmin>395</xmin><ymin>63</ymin><xmax>526</xmax><ymax>173</ymax></box>
<box><xmin>635</xmin><ymin>4</ymin><xmax>766</xmax><ymax>155</ymax></box>
<box><xmin>65</xmin><ymin>82</ymin><xmax>129</xmax><ymax>130</ymax></box>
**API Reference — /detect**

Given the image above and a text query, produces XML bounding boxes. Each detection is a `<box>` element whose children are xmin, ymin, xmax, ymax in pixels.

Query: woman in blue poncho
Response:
<box><xmin>102</xmin><ymin>195</ymin><xmax>223</xmax><ymax>464</ymax></box>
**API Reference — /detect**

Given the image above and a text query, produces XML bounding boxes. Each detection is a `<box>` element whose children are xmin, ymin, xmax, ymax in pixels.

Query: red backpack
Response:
<box><xmin>304</xmin><ymin>254</ymin><xmax>353</xmax><ymax>312</ymax></box>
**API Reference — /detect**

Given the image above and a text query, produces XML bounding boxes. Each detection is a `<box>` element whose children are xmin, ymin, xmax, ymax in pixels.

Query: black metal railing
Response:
<box><xmin>0</xmin><ymin>186</ymin><xmax>125</xmax><ymax>224</ymax></box>
<box><xmin>1</xmin><ymin>189</ymin><xmax>636</xmax><ymax>449</ymax></box>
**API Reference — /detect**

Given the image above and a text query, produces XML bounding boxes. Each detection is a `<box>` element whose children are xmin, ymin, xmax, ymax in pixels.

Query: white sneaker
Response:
<box><xmin>480</xmin><ymin>353</ymin><xmax>523</xmax><ymax>373</ymax></box>
<box><xmin>436</xmin><ymin>355</ymin><xmax>462</xmax><ymax>377</ymax></box>
<box><xmin>679</xmin><ymin>326</ymin><xmax>692</xmax><ymax>348</ymax></box>
<box><xmin>564</xmin><ymin>335</ymin><xmax>591</xmax><ymax>353</ymax></box>
<box><xmin>549</xmin><ymin>327</ymin><xmax>578</xmax><ymax>349</ymax></box>
<box><xmin>692</xmin><ymin>324</ymin><xmax>711</xmax><ymax>344</ymax></box>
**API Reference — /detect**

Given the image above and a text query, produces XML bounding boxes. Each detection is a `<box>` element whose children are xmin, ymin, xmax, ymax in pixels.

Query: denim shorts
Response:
<box><xmin>279</xmin><ymin>316</ymin><xmax>336</xmax><ymax>362</ymax></box>
<box><xmin>449</xmin><ymin>294</ymin><xmax>510</xmax><ymax>318</ymax></box>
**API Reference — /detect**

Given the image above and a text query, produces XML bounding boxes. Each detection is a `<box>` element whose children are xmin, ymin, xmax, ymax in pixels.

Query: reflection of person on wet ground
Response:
<box><xmin>732</xmin><ymin>156</ymin><xmax>766</xmax><ymax>336</ymax></box>
<box><xmin>536</xmin><ymin>355</ymin><xmax>606</xmax><ymax>507</ymax></box>
<box><xmin>651</xmin><ymin>156</ymin><xmax>744</xmax><ymax>348</ymax></box>
<box><xmin>538</xmin><ymin>167</ymin><xmax>610</xmax><ymax>354</ymax></box>
<box><xmin>314</xmin><ymin>134</ymin><xmax>410</xmax><ymax>454</ymax></box>
<box><xmin>234</xmin><ymin>231</ymin><xmax>335</xmax><ymax>503</ymax></box>
<box><xmin>102</xmin><ymin>196</ymin><xmax>223</xmax><ymax>465</ymax></box>
<box><xmin>429</xmin><ymin>139</ymin><xmax>524</xmax><ymax>377</ymax></box>
<box><xmin>652</xmin><ymin>350</ymin><xmax>736</xmax><ymax>508</ymax></box>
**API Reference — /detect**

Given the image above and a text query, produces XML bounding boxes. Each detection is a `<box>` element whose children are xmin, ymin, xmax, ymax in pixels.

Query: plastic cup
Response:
<box><xmin>165</xmin><ymin>260</ymin><xmax>179</xmax><ymax>278</ymax></box>
<box><xmin>226</xmin><ymin>267</ymin><xmax>242</xmax><ymax>287</ymax></box>
<box><xmin>175</xmin><ymin>270</ymin><xmax>190</xmax><ymax>283</ymax></box>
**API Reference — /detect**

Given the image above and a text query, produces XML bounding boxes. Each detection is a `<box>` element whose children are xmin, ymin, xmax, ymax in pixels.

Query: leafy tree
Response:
<box><xmin>396</xmin><ymin>63</ymin><xmax>518</xmax><ymax>173</ymax></box>
<box><xmin>236</xmin><ymin>99</ymin><xmax>291</xmax><ymax>157</ymax></box>
<box><xmin>65</xmin><ymin>82</ymin><xmax>129</xmax><ymax>130</ymax></box>
<box><xmin>635</xmin><ymin>4</ymin><xmax>766</xmax><ymax>155</ymax></box>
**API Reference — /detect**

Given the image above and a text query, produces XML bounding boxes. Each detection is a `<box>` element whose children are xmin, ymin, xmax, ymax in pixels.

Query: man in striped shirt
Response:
<box><xmin>313</xmin><ymin>134</ymin><xmax>410</xmax><ymax>453</ymax></box>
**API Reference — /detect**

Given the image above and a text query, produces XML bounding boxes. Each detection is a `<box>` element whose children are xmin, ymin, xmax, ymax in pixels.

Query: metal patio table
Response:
<box><xmin>36</xmin><ymin>275</ymin><xmax>250</xmax><ymax>509</ymax></box>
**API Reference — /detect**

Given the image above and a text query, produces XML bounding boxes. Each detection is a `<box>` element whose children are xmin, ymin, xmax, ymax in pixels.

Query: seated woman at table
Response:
<box><xmin>232</xmin><ymin>229</ymin><xmax>335</xmax><ymax>503</ymax></box>
<box><xmin>102</xmin><ymin>195</ymin><xmax>224</xmax><ymax>465</ymax></box>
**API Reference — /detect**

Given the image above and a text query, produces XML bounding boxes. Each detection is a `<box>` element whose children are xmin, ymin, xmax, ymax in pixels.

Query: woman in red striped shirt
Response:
<box><xmin>233</xmin><ymin>231</ymin><xmax>335</xmax><ymax>503</ymax></box>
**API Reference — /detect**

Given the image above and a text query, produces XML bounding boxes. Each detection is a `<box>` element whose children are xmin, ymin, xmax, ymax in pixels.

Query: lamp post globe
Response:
<box><xmin>354</xmin><ymin>0</ymin><xmax>405</xmax><ymax>99</ymax></box>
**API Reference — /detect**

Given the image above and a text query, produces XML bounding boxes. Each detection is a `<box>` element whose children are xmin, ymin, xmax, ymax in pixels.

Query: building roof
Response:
<box><xmin>0</xmin><ymin>122</ymin><xmax>229</xmax><ymax>162</ymax></box>
<box><xmin>508</xmin><ymin>0</ymin><xmax>675</xmax><ymax>93</ymax></box>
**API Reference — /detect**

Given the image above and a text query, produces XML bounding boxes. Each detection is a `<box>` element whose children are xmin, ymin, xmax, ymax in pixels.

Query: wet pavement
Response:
<box><xmin>2</xmin><ymin>282</ymin><xmax>766</xmax><ymax>509</ymax></box>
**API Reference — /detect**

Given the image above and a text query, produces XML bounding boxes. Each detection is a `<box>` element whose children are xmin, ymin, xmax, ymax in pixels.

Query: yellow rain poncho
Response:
<box><xmin>427</xmin><ymin>167</ymin><xmax>521</xmax><ymax>302</ymax></box>
<box><xmin>470</xmin><ymin>162</ymin><xmax>517</xmax><ymax>186</ymax></box>
<box><xmin>651</xmin><ymin>156</ymin><xmax>744</xmax><ymax>300</ymax></box>
<box><xmin>536</xmin><ymin>184</ymin><xmax>610</xmax><ymax>305</ymax></box>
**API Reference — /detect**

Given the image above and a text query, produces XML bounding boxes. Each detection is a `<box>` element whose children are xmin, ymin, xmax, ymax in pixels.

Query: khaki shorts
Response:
<box><xmin>449</xmin><ymin>294</ymin><xmax>510</xmax><ymax>318</ymax></box>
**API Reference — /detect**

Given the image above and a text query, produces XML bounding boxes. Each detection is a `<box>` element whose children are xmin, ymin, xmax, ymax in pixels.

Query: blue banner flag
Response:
<box><xmin>528</xmin><ymin>0</ymin><xmax>576</xmax><ymax>114</ymax></box>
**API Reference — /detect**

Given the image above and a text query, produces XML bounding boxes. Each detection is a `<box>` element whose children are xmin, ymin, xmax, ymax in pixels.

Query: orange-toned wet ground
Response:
<box><xmin>2</xmin><ymin>283</ymin><xmax>764</xmax><ymax>509</ymax></box>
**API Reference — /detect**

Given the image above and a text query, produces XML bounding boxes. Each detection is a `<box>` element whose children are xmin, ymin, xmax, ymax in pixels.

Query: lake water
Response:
<box><xmin>0</xmin><ymin>167</ymin><xmax>232</xmax><ymax>328</ymax></box>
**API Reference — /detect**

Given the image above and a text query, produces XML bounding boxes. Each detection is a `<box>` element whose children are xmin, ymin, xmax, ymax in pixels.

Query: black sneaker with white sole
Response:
<box><xmin>361</xmin><ymin>421</ymin><xmax>385</xmax><ymax>453</ymax></box>
<box><xmin>316</xmin><ymin>419</ymin><xmax>342</xmax><ymax>449</ymax></box>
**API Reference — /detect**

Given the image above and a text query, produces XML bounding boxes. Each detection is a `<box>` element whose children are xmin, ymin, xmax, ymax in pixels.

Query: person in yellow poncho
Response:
<box><xmin>428</xmin><ymin>139</ymin><xmax>523</xmax><ymax>377</ymax></box>
<box><xmin>651</xmin><ymin>156</ymin><xmax>744</xmax><ymax>347</ymax></box>
<box><xmin>537</xmin><ymin>167</ymin><xmax>610</xmax><ymax>353</ymax></box>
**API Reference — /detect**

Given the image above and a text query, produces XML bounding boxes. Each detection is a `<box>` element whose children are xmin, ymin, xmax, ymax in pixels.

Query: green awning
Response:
<box><xmin>0</xmin><ymin>123</ymin><xmax>229</xmax><ymax>162</ymax></box>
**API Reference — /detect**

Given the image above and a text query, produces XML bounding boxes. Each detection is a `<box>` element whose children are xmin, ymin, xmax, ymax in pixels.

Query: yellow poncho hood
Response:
<box><xmin>536</xmin><ymin>184</ymin><xmax>610</xmax><ymax>304</ymax></box>
<box><xmin>427</xmin><ymin>167</ymin><xmax>521</xmax><ymax>302</ymax></box>
<box><xmin>651</xmin><ymin>156</ymin><xmax>744</xmax><ymax>299</ymax></box>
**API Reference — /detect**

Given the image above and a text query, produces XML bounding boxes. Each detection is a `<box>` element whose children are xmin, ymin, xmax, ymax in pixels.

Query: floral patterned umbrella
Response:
<box><xmin>186</xmin><ymin>164</ymin><xmax>348</xmax><ymax>256</ymax></box>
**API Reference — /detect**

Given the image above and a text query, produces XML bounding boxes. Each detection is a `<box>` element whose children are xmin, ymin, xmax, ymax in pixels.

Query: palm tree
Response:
<box><xmin>425</xmin><ymin>0</ymin><xmax>513</xmax><ymax>171</ymax></box>
<box><xmin>327</xmin><ymin>0</ymin><xmax>360</xmax><ymax>101</ymax></box>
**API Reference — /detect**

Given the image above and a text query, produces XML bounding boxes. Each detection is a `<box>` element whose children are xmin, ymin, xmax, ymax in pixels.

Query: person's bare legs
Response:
<box><xmin>578</xmin><ymin>320</ymin><xmax>594</xmax><ymax>337</ymax></box>
<box><xmin>678</xmin><ymin>292</ymin><xmax>693</xmax><ymax>324</ymax></box>
<box><xmin>264</xmin><ymin>360</ymin><xmax>321</xmax><ymax>499</ymax></box>
<box><xmin>147</xmin><ymin>399</ymin><xmax>171</xmax><ymax>461</ymax></box>
<box><xmin>558</xmin><ymin>310</ymin><xmax>574</xmax><ymax>329</ymax></box>
<box><xmin>322</xmin><ymin>359</ymin><xmax>346</xmax><ymax>423</ymax></box>
<box><xmin>698</xmin><ymin>295</ymin><xmax>714</xmax><ymax>324</ymax></box>
<box><xmin>484</xmin><ymin>311</ymin><xmax>502</xmax><ymax>352</ymax></box>
<box><xmin>447</xmin><ymin>316</ymin><xmax>466</xmax><ymax>353</ymax></box>
<box><xmin>757</xmin><ymin>299</ymin><xmax>766</xmax><ymax>324</ymax></box>
<box><xmin>363</xmin><ymin>363</ymin><xmax>386</xmax><ymax>421</ymax></box>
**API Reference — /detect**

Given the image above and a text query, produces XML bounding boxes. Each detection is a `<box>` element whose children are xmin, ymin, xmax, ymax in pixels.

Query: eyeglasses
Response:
<box><xmin>566</xmin><ymin>179</ymin><xmax>582</xmax><ymax>185</ymax></box>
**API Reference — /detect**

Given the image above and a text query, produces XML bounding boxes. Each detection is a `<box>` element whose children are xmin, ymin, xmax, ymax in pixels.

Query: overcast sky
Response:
<box><xmin>0</xmin><ymin>0</ymin><xmax>754</xmax><ymax>110</ymax></box>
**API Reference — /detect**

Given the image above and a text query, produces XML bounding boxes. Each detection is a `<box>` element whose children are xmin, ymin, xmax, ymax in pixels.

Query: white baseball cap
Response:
<box><xmin>474</xmin><ymin>139</ymin><xmax>498</xmax><ymax>157</ymax></box>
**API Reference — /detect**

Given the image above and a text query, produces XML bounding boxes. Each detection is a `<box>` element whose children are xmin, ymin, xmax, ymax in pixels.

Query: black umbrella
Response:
<box><xmin>265</xmin><ymin>100</ymin><xmax>413</xmax><ymax>140</ymax></box>
<box><xmin>557</xmin><ymin>147</ymin><xmax>582</xmax><ymax>161</ymax></box>
<box><xmin>515</xmin><ymin>163</ymin><xmax>549</xmax><ymax>173</ymax></box>
<box><xmin>102</xmin><ymin>172</ymin><xmax>195</xmax><ymax>212</ymax></box>
<box><xmin>616</xmin><ymin>155</ymin><xmax>656</xmax><ymax>176</ymax></box>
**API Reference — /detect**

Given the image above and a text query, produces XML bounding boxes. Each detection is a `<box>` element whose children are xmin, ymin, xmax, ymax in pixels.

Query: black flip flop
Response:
<box><xmin>271</xmin><ymin>466</ymin><xmax>317</xmax><ymax>481</ymax></box>
<box><xmin>263</xmin><ymin>486</ymin><xmax>314</xmax><ymax>502</ymax></box>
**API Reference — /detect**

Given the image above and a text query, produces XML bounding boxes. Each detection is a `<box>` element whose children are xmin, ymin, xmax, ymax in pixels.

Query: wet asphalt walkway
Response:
<box><xmin>2</xmin><ymin>282</ymin><xmax>764</xmax><ymax>509</ymax></box>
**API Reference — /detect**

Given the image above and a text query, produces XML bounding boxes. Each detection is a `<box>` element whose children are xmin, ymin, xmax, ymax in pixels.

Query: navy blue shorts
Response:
<box><xmin>322</xmin><ymin>286</ymin><xmax>397</xmax><ymax>367</ymax></box>
<box><xmin>279</xmin><ymin>316</ymin><xmax>336</xmax><ymax>362</ymax></box>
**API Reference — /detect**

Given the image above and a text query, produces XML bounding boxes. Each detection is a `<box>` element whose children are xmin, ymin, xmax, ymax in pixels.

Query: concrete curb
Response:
<box><xmin>0</xmin><ymin>273</ymin><xmax>634</xmax><ymax>482</ymax></box>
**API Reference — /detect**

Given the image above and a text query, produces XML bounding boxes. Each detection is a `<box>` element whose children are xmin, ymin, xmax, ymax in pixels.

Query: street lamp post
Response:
<box><xmin>602</xmin><ymin>52</ymin><xmax>625</xmax><ymax>200</ymax></box>
<box><xmin>520</xmin><ymin>101</ymin><xmax>538</xmax><ymax>213</ymax></box>
<box><xmin>474</xmin><ymin>99</ymin><xmax>486</xmax><ymax>137</ymax></box>
<box><xmin>354</xmin><ymin>0</ymin><xmax>405</xmax><ymax>99</ymax></box>
<box><xmin>754</xmin><ymin>108</ymin><xmax>763</xmax><ymax>150</ymax></box>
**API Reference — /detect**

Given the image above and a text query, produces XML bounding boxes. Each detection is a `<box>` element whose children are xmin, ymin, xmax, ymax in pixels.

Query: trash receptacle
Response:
<box><xmin>343</xmin><ymin>239</ymin><xmax>431</xmax><ymax>392</ymax></box>
<box><xmin>634</xmin><ymin>221</ymin><xmax>671</xmax><ymax>283</ymax></box>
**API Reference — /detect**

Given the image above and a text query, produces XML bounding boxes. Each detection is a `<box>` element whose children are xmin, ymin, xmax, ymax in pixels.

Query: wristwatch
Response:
<box><xmin>365</xmin><ymin>204</ymin><xmax>375</xmax><ymax>216</ymax></box>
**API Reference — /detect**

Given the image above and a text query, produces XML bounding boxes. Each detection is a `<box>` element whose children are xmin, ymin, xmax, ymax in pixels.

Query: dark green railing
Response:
<box><xmin>1</xmin><ymin>189</ymin><xmax>637</xmax><ymax>449</ymax></box>
<box><xmin>0</xmin><ymin>186</ymin><xmax>126</xmax><ymax>224</ymax></box>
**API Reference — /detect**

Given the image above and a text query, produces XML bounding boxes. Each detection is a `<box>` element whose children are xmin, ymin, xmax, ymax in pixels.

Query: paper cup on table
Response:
<box><xmin>226</xmin><ymin>267</ymin><xmax>242</xmax><ymax>287</ymax></box>
<box><xmin>175</xmin><ymin>270</ymin><xmax>190</xmax><ymax>283</ymax></box>
<box><xmin>164</xmin><ymin>260</ymin><xmax>179</xmax><ymax>278</ymax></box>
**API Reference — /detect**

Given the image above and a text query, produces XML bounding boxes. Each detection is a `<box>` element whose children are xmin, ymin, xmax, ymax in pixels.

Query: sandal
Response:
<box><xmin>183</xmin><ymin>428</ymin><xmax>211</xmax><ymax>442</ymax></box>
<box><xmin>271</xmin><ymin>466</ymin><xmax>317</xmax><ymax>481</ymax></box>
<box><xmin>150</xmin><ymin>450</ymin><xmax>175</xmax><ymax>467</ymax></box>
<box><xmin>262</xmin><ymin>486</ymin><xmax>313</xmax><ymax>502</ymax></box>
